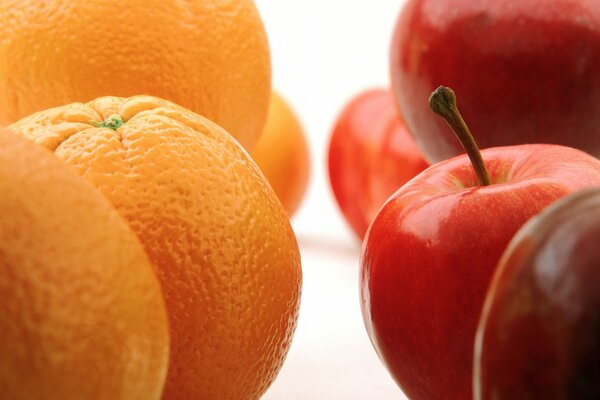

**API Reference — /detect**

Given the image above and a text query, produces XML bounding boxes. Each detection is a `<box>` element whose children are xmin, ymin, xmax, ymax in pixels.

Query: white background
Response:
<box><xmin>255</xmin><ymin>1</ymin><xmax>409</xmax><ymax>399</ymax></box>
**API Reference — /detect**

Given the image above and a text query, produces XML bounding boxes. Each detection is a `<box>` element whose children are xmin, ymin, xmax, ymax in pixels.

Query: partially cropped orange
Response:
<box><xmin>8</xmin><ymin>95</ymin><xmax>302</xmax><ymax>400</ymax></box>
<box><xmin>252</xmin><ymin>91</ymin><xmax>311</xmax><ymax>217</ymax></box>
<box><xmin>0</xmin><ymin>129</ymin><xmax>169</xmax><ymax>399</ymax></box>
<box><xmin>0</xmin><ymin>0</ymin><xmax>270</xmax><ymax>151</ymax></box>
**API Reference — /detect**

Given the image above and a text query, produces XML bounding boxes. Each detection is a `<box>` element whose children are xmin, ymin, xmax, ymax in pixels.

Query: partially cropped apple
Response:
<box><xmin>328</xmin><ymin>88</ymin><xmax>428</xmax><ymax>238</ymax></box>
<box><xmin>360</xmin><ymin>87</ymin><xmax>600</xmax><ymax>400</ymax></box>
<box><xmin>474</xmin><ymin>188</ymin><xmax>600</xmax><ymax>400</ymax></box>
<box><xmin>390</xmin><ymin>0</ymin><xmax>600</xmax><ymax>163</ymax></box>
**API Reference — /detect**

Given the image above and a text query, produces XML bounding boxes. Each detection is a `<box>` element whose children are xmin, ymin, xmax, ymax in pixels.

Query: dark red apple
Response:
<box><xmin>328</xmin><ymin>88</ymin><xmax>428</xmax><ymax>238</ymax></box>
<box><xmin>390</xmin><ymin>0</ymin><xmax>600</xmax><ymax>163</ymax></box>
<box><xmin>473</xmin><ymin>188</ymin><xmax>600</xmax><ymax>400</ymax></box>
<box><xmin>360</xmin><ymin>87</ymin><xmax>600</xmax><ymax>400</ymax></box>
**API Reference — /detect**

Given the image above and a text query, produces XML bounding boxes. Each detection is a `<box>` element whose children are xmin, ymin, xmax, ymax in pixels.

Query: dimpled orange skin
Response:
<box><xmin>0</xmin><ymin>130</ymin><xmax>169</xmax><ymax>400</ymax></box>
<box><xmin>252</xmin><ymin>92</ymin><xmax>310</xmax><ymax>217</ymax></box>
<box><xmin>0</xmin><ymin>0</ymin><xmax>270</xmax><ymax>151</ymax></box>
<box><xmin>8</xmin><ymin>95</ymin><xmax>302</xmax><ymax>400</ymax></box>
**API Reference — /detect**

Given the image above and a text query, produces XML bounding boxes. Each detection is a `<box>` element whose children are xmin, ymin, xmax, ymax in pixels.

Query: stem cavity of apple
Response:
<box><xmin>429</xmin><ymin>86</ymin><xmax>492</xmax><ymax>186</ymax></box>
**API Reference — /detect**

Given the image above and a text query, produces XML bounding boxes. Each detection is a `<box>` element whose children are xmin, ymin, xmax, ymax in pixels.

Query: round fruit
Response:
<box><xmin>360</xmin><ymin>86</ymin><xmax>600</xmax><ymax>400</ymax></box>
<box><xmin>0</xmin><ymin>0</ymin><xmax>271</xmax><ymax>151</ymax></box>
<box><xmin>474</xmin><ymin>188</ymin><xmax>600</xmax><ymax>400</ymax></box>
<box><xmin>8</xmin><ymin>95</ymin><xmax>302</xmax><ymax>400</ymax></box>
<box><xmin>252</xmin><ymin>91</ymin><xmax>310</xmax><ymax>217</ymax></box>
<box><xmin>390</xmin><ymin>0</ymin><xmax>600</xmax><ymax>163</ymax></box>
<box><xmin>0</xmin><ymin>129</ymin><xmax>169</xmax><ymax>400</ymax></box>
<box><xmin>328</xmin><ymin>88</ymin><xmax>428</xmax><ymax>238</ymax></box>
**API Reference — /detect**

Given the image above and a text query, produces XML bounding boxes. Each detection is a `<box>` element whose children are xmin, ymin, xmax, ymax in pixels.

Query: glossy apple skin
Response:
<box><xmin>328</xmin><ymin>89</ymin><xmax>428</xmax><ymax>238</ymax></box>
<box><xmin>360</xmin><ymin>145</ymin><xmax>600</xmax><ymax>400</ymax></box>
<box><xmin>474</xmin><ymin>188</ymin><xmax>600</xmax><ymax>400</ymax></box>
<box><xmin>391</xmin><ymin>0</ymin><xmax>600</xmax><ymax>163</ymax></box>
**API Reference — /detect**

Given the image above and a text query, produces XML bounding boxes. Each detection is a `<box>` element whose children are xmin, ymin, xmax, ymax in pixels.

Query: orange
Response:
<box><xmin>0</xmin><ymin>0</ymin><xmax>270</xmax><ymax>151</ymax></box>
<box><xmin>8</xmin><ymin>95</ymin><xmax>302</xmax><ymax>400</ymax></box>
<box><xmin>252</xmin><ymin>91</ymin><xmax>311</xmax><ymax>217</ymax></box>
<box><xmin>0</xmin><ymin>129</ymin><xmax>169</xmax><ymax>399</ymax></box>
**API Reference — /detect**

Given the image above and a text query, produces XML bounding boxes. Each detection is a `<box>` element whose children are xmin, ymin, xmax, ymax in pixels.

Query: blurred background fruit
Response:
<box><xmin>252</xmin><ymin>91</ymin><xmax>310</xmax><ymax>217</ymax></box>
<box><xmin>328</xmin><ymin>88</ymin><xmax>428</xmax><ymax>239</ymax></box>
<box><xmin>0</xmin><ymin>0</ymin><xmax>271</xmax><ymax>151</ymax></box>
<box><xmin>0</xmin><ymin>129</ymin><xmax>169</xmax><ymax>400</ymax></box>
<box><xmin>8</xmin><ymin>95</ymin><xmax>302</xmax><ymax>400</ymax></box>
<box><xmin>391</xmin><ymin>0</ymin><xmax>600</xmax><ymax>163</ymax></box>
<box><xmin>474</xmin><ymin>188</ymin><xmax>600</xmax><ymax>400</ymax></box>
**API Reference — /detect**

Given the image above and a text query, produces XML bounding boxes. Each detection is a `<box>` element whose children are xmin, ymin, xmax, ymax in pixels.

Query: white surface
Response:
<box><xmin>256</xmin><ymin>1</ymin><xmax>409</xmax><ymax>399</ymax></box>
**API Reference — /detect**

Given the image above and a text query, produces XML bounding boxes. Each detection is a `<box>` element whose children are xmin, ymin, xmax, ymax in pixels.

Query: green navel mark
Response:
<box><xmin>92</xmin><ymin>114</ymin><xmax>124</xmax><ymax>130</ymax></box>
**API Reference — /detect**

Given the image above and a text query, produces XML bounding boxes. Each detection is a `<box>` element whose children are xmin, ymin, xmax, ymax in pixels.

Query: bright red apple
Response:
<box><xmin>328</xmin><ymin>88</ymin><xmax>428</xmax><ymax>238</ymax></box>
<box><xmin>360</xmin><ymin>87</ymin><xmax>600</xmax><ymax>400</ymax></box>
<box><xmin>390</xmin><ymin>0</ymin><xmax>600</xmax><ymax>163</ymax></box>
<box><xmin>473</xmin><ymin>188</ymin><xmax>600</xmax><ymax>400</ymax></box>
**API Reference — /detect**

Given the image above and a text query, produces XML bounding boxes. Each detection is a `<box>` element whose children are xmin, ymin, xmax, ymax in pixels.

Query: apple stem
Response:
<box><xmin>429</xmin><ymin>86</ymin><xmax>492</xmax><ymax>186</ymax></box>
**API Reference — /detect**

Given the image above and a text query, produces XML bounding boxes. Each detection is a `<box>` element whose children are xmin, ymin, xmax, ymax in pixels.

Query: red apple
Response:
<box><xmin>473</xmin><ymin>188</ymin><xmax>600</xmax><ymax>400</ymax></box>
<box><xmin>390</xmin><ymin>0</ymin><xmax>600</xmax><ymax>163</ymax></box>
<box><xmin>328</xmin><ymin>88</ymin><xmax>428</xmax><ymax>238</ymax></box>
<box><xmin>360</xmin><ymin>87</ymin><xmax>600</xmax><ymax>400</ymax></box>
